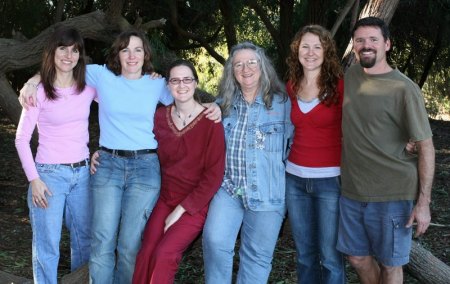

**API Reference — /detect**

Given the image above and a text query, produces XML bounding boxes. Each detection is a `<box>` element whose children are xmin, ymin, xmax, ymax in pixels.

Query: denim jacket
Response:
<box><xmin>221</xmin><ymin>93</ymin><xmax>293</xmax><ymax>212</ymax></box>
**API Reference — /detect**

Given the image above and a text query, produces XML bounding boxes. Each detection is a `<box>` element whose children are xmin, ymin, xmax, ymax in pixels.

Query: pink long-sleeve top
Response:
<box><xmin>15</xmin><ymin>84</ymin><xmax>96</xmax><ymax>181</ymax></box>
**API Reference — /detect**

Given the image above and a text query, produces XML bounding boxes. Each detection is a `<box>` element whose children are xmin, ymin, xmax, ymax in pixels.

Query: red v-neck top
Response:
<box><xmin>286</xmin><ymin>79</ymin><xmax>343</xmax><ymax>167</ymax></box>
<box><xmin>153</xmin><ymin>105</ymin><xmax>226</xmax><ymax>215</ymax></box>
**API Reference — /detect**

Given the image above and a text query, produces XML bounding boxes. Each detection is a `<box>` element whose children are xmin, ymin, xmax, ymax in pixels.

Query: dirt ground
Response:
<box><xmin>0</xmin><ymin>105</ymin><xmax>448</xmax><ymax>283</ymax></box>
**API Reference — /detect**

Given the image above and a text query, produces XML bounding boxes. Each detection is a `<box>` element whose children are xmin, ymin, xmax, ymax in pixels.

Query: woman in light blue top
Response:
<box><xmin>86</xmin><ymin>30</ymin><xmax>171</xmax><ymax>284</ymax></box>
<box><xmin>202</xmin><ymin>42</ymin><xmax>293</xmax><ymax>284</ymax></box>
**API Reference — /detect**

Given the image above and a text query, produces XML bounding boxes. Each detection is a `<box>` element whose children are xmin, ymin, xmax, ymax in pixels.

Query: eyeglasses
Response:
<box><xmin>233</xmin><ymin>59</ymin><xmax>259</xmax><ymax>71</ymax></box>
<box><xmin>168</xmin><ymin>77</ymin><xmax>196</xmax><ymax>85</ymax></box>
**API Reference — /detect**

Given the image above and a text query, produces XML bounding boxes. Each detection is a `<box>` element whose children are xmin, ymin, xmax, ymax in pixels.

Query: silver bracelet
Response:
<box><xmin>25</xmin><ymin>82</ymin><xmax>38</xmax><ymax>89</ymax></box>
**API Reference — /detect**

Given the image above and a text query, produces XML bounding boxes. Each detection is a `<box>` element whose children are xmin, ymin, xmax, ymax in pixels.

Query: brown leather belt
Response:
<box><xmin>60</xmin><ymin>159</ymin><xmax>89</xmax><ymax>168</ymax></box>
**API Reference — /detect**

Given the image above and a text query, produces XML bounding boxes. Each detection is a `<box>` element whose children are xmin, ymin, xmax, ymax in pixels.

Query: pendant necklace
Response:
<box><xmin>174</xmin><ymin>105</ymin><xmax>196</xmax><ymax>126</ymax></box>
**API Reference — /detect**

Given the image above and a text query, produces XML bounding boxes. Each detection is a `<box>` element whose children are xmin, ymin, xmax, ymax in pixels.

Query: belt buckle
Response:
<box><xmin>69</xmin><ymin>162</ymin><xmax>79</xmax><ymax>168</ymax></box>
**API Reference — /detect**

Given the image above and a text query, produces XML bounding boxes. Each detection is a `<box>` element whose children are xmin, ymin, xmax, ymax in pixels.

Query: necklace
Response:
<box><xmin>174</xmin><ymin>104</ymin><xmax>196</xmax><ymax>127</ymax></box>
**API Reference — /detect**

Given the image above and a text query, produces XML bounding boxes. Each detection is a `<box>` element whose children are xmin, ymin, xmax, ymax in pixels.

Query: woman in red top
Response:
<box><xmin>285</xmin><ymin>25</ymin><xmax>345</xmax><ymax>284</ymax></box>
<box><xmin>132</xmin><ymin>60</ymin><xmax>226</xmax><ymax>283</ymax></box>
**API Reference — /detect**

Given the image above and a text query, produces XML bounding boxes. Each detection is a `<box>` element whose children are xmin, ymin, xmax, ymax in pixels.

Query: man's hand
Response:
<box><xmin>406</xmin><ymin>202</ymin><xmax>431</xmax><ymax>237</ymax></box>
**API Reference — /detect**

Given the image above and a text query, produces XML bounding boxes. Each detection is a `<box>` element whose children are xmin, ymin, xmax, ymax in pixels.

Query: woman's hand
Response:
<box><xmin>164</xmin><ymin>205</ymin><xmax>186</xmax><ymax>233</ymax></box>
<box><xmin>19</xmin><ymin>75</ymin><xmax>41</xmax><ymax>109</ymax></box>
<box><xmin>149</xmin><ymin>72</ymin><xmax>162</xmax><ymax>79</ymax></box>
<box><xmin>203</xmin><ymin>102</ymin><xmax>222</xmax><ymax>123</ymax></box>
<box><xmin>31</xmin><ymin>178</ymin><xmax>52</xmax><ymax>208</ymax></box>
<box><xmin>90</xmin><ymin>151</ymin><xmax>100</xmax><ymax>174</ymax></box>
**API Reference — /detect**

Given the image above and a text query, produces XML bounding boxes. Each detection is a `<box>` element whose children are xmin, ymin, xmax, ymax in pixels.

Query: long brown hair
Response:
<box><xmin>106</xmin><ymin>30</ymin><xmax>153</xmax><ymax>76</ymax></box>
<box><xmin>286</xmin><ymin>25</ymin><xmax>342</xmax><ymax>106</ymax></box>
<box><xmin>40</xmin><ymin>27</ymin><xmax>86</xmax><ymax>100</ymax></box>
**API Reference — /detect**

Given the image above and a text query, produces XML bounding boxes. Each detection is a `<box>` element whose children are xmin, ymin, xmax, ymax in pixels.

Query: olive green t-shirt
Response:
<box><xmin>341</xmin><ymin>64</ymin><xmax>432</xmax><ymax>202</ymax></box>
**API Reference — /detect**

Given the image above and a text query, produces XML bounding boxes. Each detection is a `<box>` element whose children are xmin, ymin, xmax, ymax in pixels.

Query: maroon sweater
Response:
<box><xmin>286</xmin><ymin>79</ymin><xmax>343</xmax><ymax>167</ymax></box>
<box><xmin>154</xmin><ymin>105</ymin><xmax>225</xmax><ymax>215</ymax></box>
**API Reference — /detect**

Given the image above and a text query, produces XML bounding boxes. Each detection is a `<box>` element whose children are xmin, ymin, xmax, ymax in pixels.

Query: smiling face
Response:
<box><xmin>119</xmin><ymin>36</ymin><xmax>145</xmax><ymax>79</ymax></box>
<box><xmin>168</xmin><ymin>65</ymin><xmax>198</xmax><ymax>104</ymax></box>
<box><xmin>353</xmin><ymin>26</ymin><xmax>390</xmax><ymax>70</ymax></box>
<box><xmin>232</xmin><ymin>49</ymin><xmax>261</xmax><ymax>93</ymax></box>
<box><xmin>298</xmin><ymin>32</ymin><xmax>324</xmax><ymax>72</ymax></box>
<box><xmin>54</xmin><ymin>45</ymin><xmax>80</xmax><ymax>74</ymax></box>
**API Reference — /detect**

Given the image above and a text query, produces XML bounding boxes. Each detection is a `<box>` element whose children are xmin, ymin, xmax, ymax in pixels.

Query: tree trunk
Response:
<box><xmin>405</xmin><ymin>241</ymin><xmax>450</xmax><ymax>284</ymax></box>
<box><xmin>278</xmin><ymin>0</ymin><xmax>295</xmax><ymax>76</ymax></box>
<box><xmin>3</xmin><ymin>240</ymin><xmax>448</xmax><ymax>284</ymax></box>
<box><xmin>419</xmin><ymin>19</ymin><xmax>444</xmax><ymax>88</ymax></box>
<box><xmin>0</xmin><ymin>271</ymin><xmax>32</xmax><ymax>284</ymax></box>
<box><xmin>306</xmin><ymin>0</ymin><xmax>331</xmax><ymax>26</ymax></box>
<box><xmin>219</xmin><ymin>0</ymin><xmax>238</xmax><ymax>53</ymax></box>
<box><xmin>61</xmin><ymin>264</ymin><xmax>89</xmax><ymax>284</ymax></box>
<box><xmin>330</xmin><ymin>0</ymin><xmax>357</xmax><ymax>37</ymax></box>
<box><xmin>246</xmin><ymin>0</ymin><xmax>294</xmax><ymax>76</ymax></box>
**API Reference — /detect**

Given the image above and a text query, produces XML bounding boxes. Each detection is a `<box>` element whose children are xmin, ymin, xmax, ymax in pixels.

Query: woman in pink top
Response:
<box><xmin>284</xmin><ymin>25</ymin><xmax>345</xmax><ymax>284</ymax></box>
<box><xmin>15</xmin><ymin>27</ymin><xmax>96</xmax><ymax>284</ymax></box>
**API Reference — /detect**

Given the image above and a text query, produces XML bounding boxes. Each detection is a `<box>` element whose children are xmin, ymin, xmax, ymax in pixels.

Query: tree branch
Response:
<box><xmin>219</xmin><ymin>0</ymin><xmax>237</xmax><ymax>53</ymax></box>
<box><xmin>245</xmin><ymin>0</ymin><xmax>282</xmax><ymax>51</ymax></box>
<box><xmin>330</xmin><ymin>0</ymin><xmax>357</xmax><ymax>37</ymax></box>
<box><xmin>168</xmin><ymin>0</ymin><xmax>225</xmax><ymax>64</ymax></box>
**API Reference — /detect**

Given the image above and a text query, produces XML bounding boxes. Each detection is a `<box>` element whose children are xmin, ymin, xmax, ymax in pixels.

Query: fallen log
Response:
<box><xmin>0</xmin><ymin>270</ymin><xmax>32</xmax><ymax>284</ymax></box>
<box><xmin>61</xmin><ymin>264</ymin><xmax>89</xmax><ymax>284</ymax></box>
<box><xmin>405</xmin><ymin>241</ymin><xmax>450</xmax><ymax>284</ymax></box>
<box><xmin>2</xmin><ymin>241</ymin><xmax>450</xmax><ymax>283</ymax></box>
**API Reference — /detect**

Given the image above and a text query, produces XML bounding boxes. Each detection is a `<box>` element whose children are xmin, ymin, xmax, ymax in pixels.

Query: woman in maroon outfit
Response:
<box><xmin>132</xmin><ymin>59</ymin><xmax>226</xmax><ymax>284</ymax></box>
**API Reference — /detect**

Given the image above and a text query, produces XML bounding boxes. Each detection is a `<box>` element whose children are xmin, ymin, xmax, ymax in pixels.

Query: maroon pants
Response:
<box><xmin>132</xmin><ymin>199</ymin><xmax>207</xmax><ymax>284</ymax></box>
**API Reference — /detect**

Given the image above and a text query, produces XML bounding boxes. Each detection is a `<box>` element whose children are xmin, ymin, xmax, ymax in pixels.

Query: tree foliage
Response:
<box><xmin>0</xmin><ymin>0</ymin><xmax>449</xmax><ymax>123</ymax></box>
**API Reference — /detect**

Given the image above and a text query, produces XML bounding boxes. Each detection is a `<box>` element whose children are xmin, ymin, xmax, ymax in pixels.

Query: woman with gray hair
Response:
<box><xmin>202</xmin><ymin>42</ymin><xmax>292</xmax><ymax>283</ymax></box>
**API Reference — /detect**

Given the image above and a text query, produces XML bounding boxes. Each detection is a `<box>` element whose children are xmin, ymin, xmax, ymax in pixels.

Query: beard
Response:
<box><xmin>358</xmin><ymin>49</ymin><xmax>376</xmax><ymax>68</ymax></box>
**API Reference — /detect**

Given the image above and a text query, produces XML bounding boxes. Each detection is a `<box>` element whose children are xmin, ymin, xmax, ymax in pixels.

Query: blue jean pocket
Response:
<box><xmin>36</xmin><ymin>163</ymin><xmax>58</xmax><ymax>174</ymax></box>
<box><xmin>391</xmin><ymin>215</ymin><xmax>412</xmax><ymax>258</ymax></box>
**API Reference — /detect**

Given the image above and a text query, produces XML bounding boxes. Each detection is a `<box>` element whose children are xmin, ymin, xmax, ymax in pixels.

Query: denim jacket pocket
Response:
<box><xmin>258</xmin><ymin>123</ymin><xmax>285</xmax><ymax>152</ymax></box>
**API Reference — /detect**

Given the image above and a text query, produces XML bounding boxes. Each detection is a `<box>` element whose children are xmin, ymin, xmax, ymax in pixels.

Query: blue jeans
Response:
<box><xmin>89</xmin><ymin>151</ymin><xmax>161</xmax><ymax>284</ymax></box>
<box><xmin>29</xmin><ymin>163</ymin><xmax>91</xmax><ymax>284</ymax></box>
<box><xmin>202</xmin><ymin>189</ymin><xmax>285</xmax><ymax>284</ymax></box>
<box><xmin>285</xmin><ymin>173</ymin><xmax>345</xmax><ymax>284</ymax></box>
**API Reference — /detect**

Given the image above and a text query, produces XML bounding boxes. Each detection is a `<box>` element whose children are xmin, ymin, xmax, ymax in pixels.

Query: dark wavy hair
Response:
<box><xmin>352</xmin><ymin>17</ymin><xmax>390</xmax><ymax>41</ymax></box>
<box><xmin>40</xmin><ymin>27</ymin><xmax>86</xmax><ymax>100</ymax></box>
<box><xmin>219</xmin><ymin>41</ymin><xmax>286</xmax><ymax>116</ymax></box>
<box><xmin>166</xmin><ymin>59</ymin><xmax>201</xmax><ymax>103</ymax></box>
<box><xmin>286</xmin><ymin>25</ymin><xmax>342</xmax><ymax>106</ymax></box>
<box><xmin>106</xmin><ymin>30</ymin><xmax>153</xmax><ymax>75</ymax></box>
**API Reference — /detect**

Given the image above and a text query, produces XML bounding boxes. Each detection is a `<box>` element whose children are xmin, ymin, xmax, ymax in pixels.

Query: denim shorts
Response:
<box><xmin>337</xmin><ymin>196</ymin><xmax>413</xmax><ymax>266</ymax></box>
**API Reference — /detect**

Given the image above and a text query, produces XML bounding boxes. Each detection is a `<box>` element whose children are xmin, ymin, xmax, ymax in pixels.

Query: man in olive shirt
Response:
<box><xmin>337</xmin><ymin>17</ymin><xmax>435</xmax><ymax>284</ymax></box>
